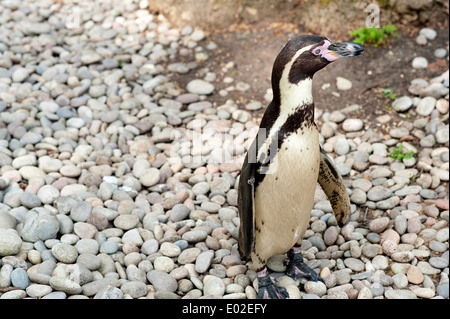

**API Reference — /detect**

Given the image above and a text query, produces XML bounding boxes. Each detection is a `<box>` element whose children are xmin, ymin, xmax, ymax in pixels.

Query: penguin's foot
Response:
<box><xmin>285</xmin><ymin>248</ymin><xmax>324</xmax><ymax>283</ymax></box>
<box><xmin>257</xmin><ymin>268</ymin><xmax>289</xmax><ymax>299</ymax></box>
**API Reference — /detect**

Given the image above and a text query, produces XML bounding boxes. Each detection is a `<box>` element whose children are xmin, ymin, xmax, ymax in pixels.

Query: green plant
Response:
<box><xmin>350</xmin><ymin>25</ymin><xmax>400</xmax><ymax>47</ymax></box>
<box><xmin>383</xmin><ymin>88</ymin><xmax>397</xmax><ymax>100</ymax></box>
<box><xmin>390</xmin><ymin>144</ymin><xmax>415</xmax><ymax>161</ymax></box>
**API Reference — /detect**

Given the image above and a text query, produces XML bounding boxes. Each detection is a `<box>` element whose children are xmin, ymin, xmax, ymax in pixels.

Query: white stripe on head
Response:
<box><xmin>257</xmin><ymin>45</ymin><xmax>315</xmax><ymax>164</ymax></box>
<box><xmin>279</xmin><ymin>44</ymin><xmax>314</xmax><ymax>111</ymax></box>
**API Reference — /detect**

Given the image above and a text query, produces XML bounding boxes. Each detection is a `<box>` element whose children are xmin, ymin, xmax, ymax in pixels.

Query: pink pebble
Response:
<box><xmin>435</xmin><ymin>199</ymin><xmax>449</xmax><ymax>210</ymax></box>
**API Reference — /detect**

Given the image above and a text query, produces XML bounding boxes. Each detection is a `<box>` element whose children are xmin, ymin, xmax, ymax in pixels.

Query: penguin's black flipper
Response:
<box><xmin>238</xmin><ymin>151</ymin><xmax>256</xmax><ymax>258</ymax></box>
<box><xmin>318</xmin><ymin>147</ymin><xmax>350</xmax><ymax>227</ymax></box>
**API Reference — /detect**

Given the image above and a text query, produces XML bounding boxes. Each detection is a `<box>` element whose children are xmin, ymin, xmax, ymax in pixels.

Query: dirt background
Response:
<box><xmin>151</xmin><ymin>0</ymin><xmax>449</xmax><ymax>133</ymax></box>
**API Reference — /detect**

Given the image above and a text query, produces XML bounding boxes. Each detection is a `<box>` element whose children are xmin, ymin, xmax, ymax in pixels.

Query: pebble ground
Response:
<box><xmin>0</xmin><ymin>0</ymin><xmax>448</xmax><ymax>299</ymax></box>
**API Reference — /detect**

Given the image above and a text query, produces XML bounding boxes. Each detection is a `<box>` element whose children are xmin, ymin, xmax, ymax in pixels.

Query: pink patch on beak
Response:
<box><xmin>315</xmin><ymin>40</ymin><xmax>339</xmax><ymax>62</ymax></box>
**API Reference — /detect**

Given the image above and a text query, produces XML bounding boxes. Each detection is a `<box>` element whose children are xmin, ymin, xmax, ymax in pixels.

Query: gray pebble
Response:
<box><xmin>11</xmin><ymin>268</ymin><xmax>30</xmax><ymax>289</ymax></box>
<box><xmin>195</xmin><ymin>250</ymin><xmax>215</xmax><ymax>273</ymax></box>
<box><xmin>99</xmin><ymin>240</ymin><xmax>119</xmax><ymax>254</ymax></box>
<box><xmin>434</xmin><ymin>48</ymin><xmax>447</xmax><ymax>59</ymax></box>
<box><xmin>147</xmin><ymin>270</ymin><xmax>178</xmax><ymax>292</ymax></box>
<box><xmin>49</xmin><ymin>277</ymin><xmax>82</xmax><ymax>295</ymax></box>
<box><xmin>121</xmin><ymin>281</ymin><xmax>148</xmax><ymax>298</ymax></box>
<box><xmin>385</xmin><ymin>289</ymin><xmax>417</xmax><ymax>299</ymax></box>
<box><xmin>19</xmin><ymin>192</ymin><xmax>42</xmax><ymax>209</ymax></box>
<box><xmin>94</xmin><ymin>286</ymin><xmax>123</xmax><ymax>299</ymax></box>
<box><xmin>186</xmin><ymin>79</ymin><xmax>214</xmax><ymax>95</ymax></box>
<box><xmin>437</xmin><ymin>282</ymin><xmax>449</xmax><ymax>298</ymax></box>
<box><xmin>51</xmin><ymin>243</ymin><xmax>78</xmax><ymax>263</ymax></box>
<box><xmin>412</xmin><ymin>57</ymin><xmax>428</xmax><ymax>69</ymax></box>
<box><xmin>0</xmin><ymin>229</ymin><xmax>22</xmax><ymax>256</ymax></box>
<box><xmin>170</xmin><ymin>204</ymin><xmax>191</xmax><ymax>222</ymax></box>
<box><xmin>392</xmin><ymin>96</ymin><xmax>413</xmax><ymax>112</ymax></box>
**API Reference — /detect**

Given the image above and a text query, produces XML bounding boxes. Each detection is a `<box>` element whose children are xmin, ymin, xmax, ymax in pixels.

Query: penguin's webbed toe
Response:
<box><xmin>257</xmin><ymin>275</ymin><xmax>289</xmax><ymax>299</ymax></box>
<box><xmin>285</xmin><ymin>251</ymin><xmax>324</xmax><ymax>283</ymax></box>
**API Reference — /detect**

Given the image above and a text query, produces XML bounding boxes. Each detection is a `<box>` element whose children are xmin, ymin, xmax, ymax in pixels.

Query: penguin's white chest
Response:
<box><xmin>253</xmin><ymin>126</ymin><xmax>320</xmax><ymax>258</ymax></box>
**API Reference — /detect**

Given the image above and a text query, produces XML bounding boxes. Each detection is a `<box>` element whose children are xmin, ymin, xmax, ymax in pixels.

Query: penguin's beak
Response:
<box><xmin>328</xmin><ymin>42</ymin><xmax>365</xmax><ymax>58</ymax></box>
<box><xmin>318</xmin><ymin>40</ymin><xmax>364</xmax><ymax>62</ymax></box>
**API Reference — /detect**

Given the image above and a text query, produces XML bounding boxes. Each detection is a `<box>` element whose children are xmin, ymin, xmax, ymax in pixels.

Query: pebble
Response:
<box><xmin>11</xmin><ymin>268</ymin><xmax>30</xmax><ymax>289</ymax></box>
<box><xmin>147</xmin><ymin>270</ymin><xmax>178</xmax><ymax>293</ymax></box>
<box><xmin>49</xmin><ymin>277</ymin><xmax>82</xmax><ymax>295</ymax></box>
<box><xmin>342</xmin><ymin>119</ymin><xmax>363</xmax><ymax>132</ymax></box>
<box><xmin>416</xmin><ymin>96</ymin><xmax>436</xmax><ymax>116</ymax></box>
<box><xmin>419</xmin><ymin>28</ymin><xmax>437</xmax><ymax>40</ymax></box>
<box><xmin>392</xmin><ymin>96</ymin><xmax>413</xmax><ymax>112</ymax></box>
<box><xmin>412</xmin><ymin>57</ymin><xmax>428</xmax><ymax>69</ymax></box>
<box><xmin>26</xmin><ymin>284</ymin><xmax>53</xmax><ymax>298</ymax></box>
<box><xmin>336</xmin><ymin>77</ymin><xmax>352</xmax><ymax>90</ymax></box>
<box><xmin>0</xmin><ymin>229</ymin><xmax>22</xmax><ymax>256</ymax></box>
<box><xmin>187</xmin><ymin>79</ymin><xmax>215</xmax><ymax>95</ymax></box>
<box><xmin>203</xmin><ymin>275</ymin><xmax>225</xmax><ymax>296</ymax></box>
<box><xmin>51</xmin><ymin>243</ymin><xmax>78</xmax><ymax>263</ymax></box>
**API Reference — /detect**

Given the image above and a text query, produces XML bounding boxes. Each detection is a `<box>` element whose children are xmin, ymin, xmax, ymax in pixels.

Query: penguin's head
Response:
<box><xmin>273</xmin><ymin>35</ymin><xmax>364</xmax><ymax>86</ymax></box>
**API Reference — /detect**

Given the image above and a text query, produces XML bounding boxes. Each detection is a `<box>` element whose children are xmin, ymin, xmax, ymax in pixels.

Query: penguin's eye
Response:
<box><xmin>314</xmin><ymin>49</ymin><xmax>321</xmax><ymax>55</ymax></box>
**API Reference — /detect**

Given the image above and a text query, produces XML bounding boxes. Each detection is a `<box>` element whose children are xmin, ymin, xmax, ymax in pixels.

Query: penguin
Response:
<box><xmin>238</xmin><ymin>35</ymin><xmax>364</xmax><ymax>299</ymax></box>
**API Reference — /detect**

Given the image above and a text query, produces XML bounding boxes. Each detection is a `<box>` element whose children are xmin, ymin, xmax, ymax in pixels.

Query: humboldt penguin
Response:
<box><xmin>238</xmin><ymin>35</ymin><xmax>364</xmax><ymax>299</ymax></box>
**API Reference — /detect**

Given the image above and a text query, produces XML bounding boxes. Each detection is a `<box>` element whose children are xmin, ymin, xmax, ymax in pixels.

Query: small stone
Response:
<box><xmin>139</xmin><ymin>168</ymin><xmax>161</xmax><ymax>187</ymax></box>
<box><xmin>99</xmin><ymin>240</ymin><xmax>119</xmax><ymax>254</ymax></box>
<box><xmin>147</xmin><ymin>270</ymin><xmax>178</xmax><ymax>292</ymax></box>
<box><xmin>437</xmin><ymin>282</ymin><xmax>449</xmax><ymax>298</ymax></box>
<box><xmin>26</xmin><ymin>284</ymin><xmax>53</xmax><ymax>298</ymax></box>
<box><xmin>304</xmin><ymin>280</ymin><xmax>327</xmax><ymax>297</ymax></box>
<box><xmin>0</xmin><ymin>229</ymin><xmax>22</xmax><ymax>256</ymax></box>
<box><xmin>195</xmin><ymin>250</ymin><xmax>214</xmax><ymax>273</ymax></box>
<box><xmin>392</xmin><ymin>96</ymin><xmax>413</xmax><ymax>112</ymax></box>
<box><xmin>0</xmin><ymin>290</ymin><xmax>27</xmax><ymax>299</ymax></box>
<box><xmin>141</xmin><ymin>239</ymin><xmax>159</xmax><ymax>255</ymax></box>
<box><xmin>11</xmin><ymin>268</ymin><xmax>30</xmax><ymax>289</ymax></box>
<box><xmin>113</xmin><ymin>214</ymin><xmax>139</xmax><ymax>230</ymax></box>
<box><xmin>385</xmin><ymin>289</ymin><xmax>417</xmax><ymax>299</ymax></box>
<box><xmin>342</xmin><ymin>119</ymin><xmax>363</xmax><ymax>132</ymax></box>
<box><xmin>153</xmin><ymin>256</ymin><xmax>175</xmax><ymax>273</ymax></box>
<box><xmin>369</xmin><ymin>217</ymin><xmax>390</xmax><ymax>233</ymax></box>
<box><xmin>182</xmin><ymin>230</ymin><xmax>208</xmax><ymax>243</ymax></box>
<box><xmin>344</xmin><ymin>258</ymin><xmax>365</xmax><ymax>272</ymax></box>
<box><xmin>367</xmin><ymin>186</ymin><xmax>392</xmax><ymax>202</ymax></box>
<box><xmin>49</xmin><ymin>277</ymin><xmax>82</xmax><ymax>295</ymax></box>
<box><xmin>416</xmin><ymin>96</ymin><xmax>436</xmax><ymax>116</ymax></box>
<box><xmin>159</xmin><ymin>242</ymin><xmax>180</xmax><ymax>257</ymax></box>
<box><xmin>419</xmin><ymin>28</ymin><xmax>437</xmax><ymax>40</ymax></box>
<box><xmin>336</xmin><ymin>77</ymin><xmax>352</xmax><ymax>90</ymax></box>
<box><xmin>186</xmin><ymin>79</ymin><xmax>214</xmax><ymax>95</ymax></box>
<box><xmin>51</xmin><ymin>243</ymin><xmax>78</xmax><ymax>263</ymax></box>
<box><xmin>12</xmin><ymin>67</ymin><xmax>29</xmax><ymax>82</ymax></box>
<box><xmin>81</xmin><ymin>51</ymin><xmax>102</xmax><ymax>65</ymax></box>
<box><xmin>412</xmin><ymin>57</ymin><xmax>428</xmax><ymax>69</ymax></box>
<box><xmin>170</xmin><ymin>204</ymin><xmax>191</xmax><ymax>222</ymax></box>
<box><xmin>245</xmin><ymin>101</ymin><xmax>263</xmax><ymax>111</ymax></box>
<box><xmin>407</xmin><ymin>265</ymin><xmax>424</xmax><ymax>284</ymax></box>
<box><xmin>121</xmin><ymin>281</ymin><xmax>148</xmax><ymax>298</ymax></box>
<box><xmin>392</xmin><ymin>273</ymin><xmax>408</xmax><ymax>289</ymax></box>
<box><xmin>203</xmin><ymin>275</ymin><xmax>225</xmax><ymax>296</ymax></box>
<box><xmin>70</xmin><ymin>201</ymin><xmax>92</xmax><ymax>222</ymax></box>
<box><xmin>413</xmin><ymin>288</ymin><xmax>435</xmax><ymax>299</ymax></box>
<box><xmin>434</xmin><ymin>48</ymin><xmax>448</xmax><ymax>59</ymax></box>
<box><xmin>324</xmin><ymin>226</ymin><xmax>339</xmax><ymax>246</ymax></box>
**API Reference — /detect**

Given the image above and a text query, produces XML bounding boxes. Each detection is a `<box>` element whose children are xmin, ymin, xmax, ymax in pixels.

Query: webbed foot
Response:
<box><xmin>285</xmin><ymin>249</ymin><xmax>324</xmax><ymax>283</ymax></box>
<box><xmin>257</xmin><ymin>268</ymin><xmax>289</xmax><ymax>299</ymax></box>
